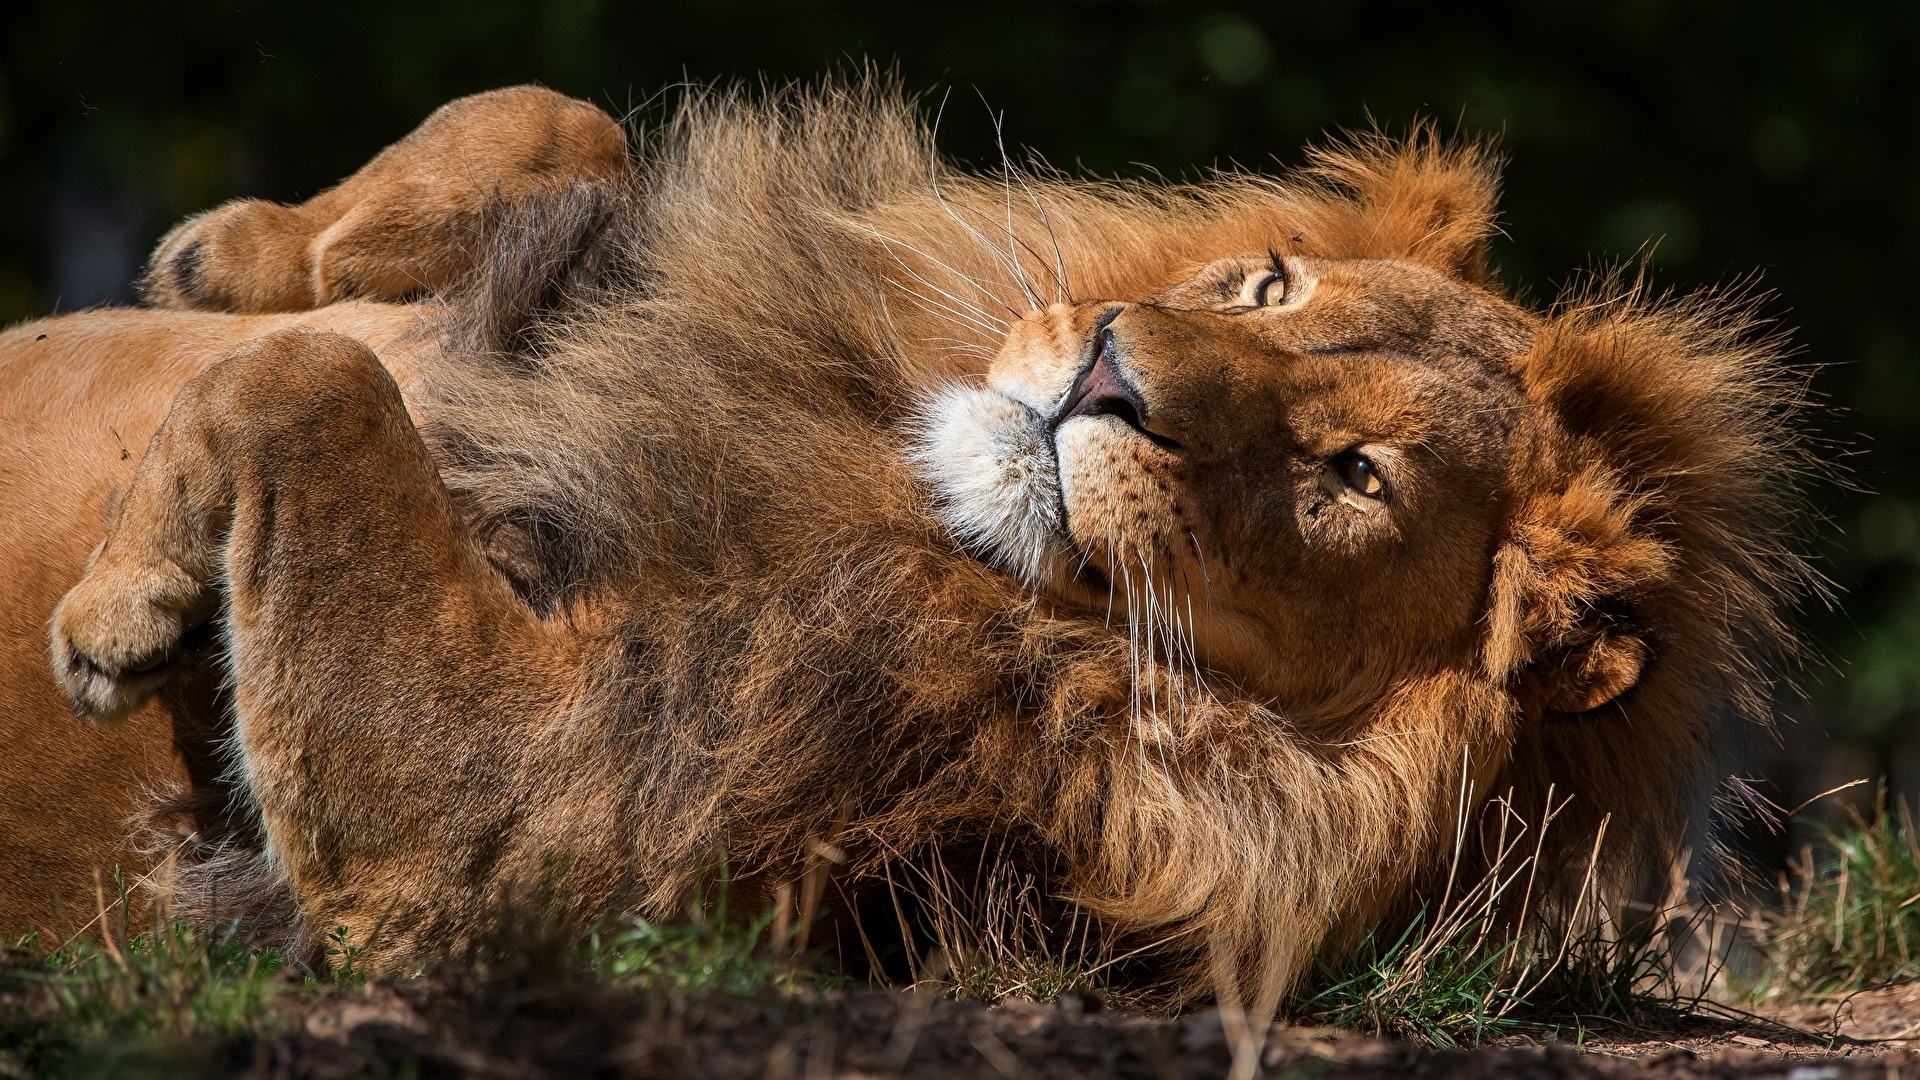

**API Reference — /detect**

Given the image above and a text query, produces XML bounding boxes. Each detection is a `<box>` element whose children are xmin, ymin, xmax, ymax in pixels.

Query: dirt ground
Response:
<box><xmin>83</xmin><ymin>978</ymin><xmax>1920</xmax><ymax>1080</ymax></box>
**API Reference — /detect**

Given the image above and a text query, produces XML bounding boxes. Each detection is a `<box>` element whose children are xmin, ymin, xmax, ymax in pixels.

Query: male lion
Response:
<box><xmin>3</xmin><ymin>82</ymin><xmax>1811</xmax><ymax>1005</ymax></box>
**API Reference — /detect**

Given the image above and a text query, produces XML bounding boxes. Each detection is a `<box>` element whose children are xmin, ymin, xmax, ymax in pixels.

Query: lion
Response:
<box><xmin>1</xmin><ymin>81</ymin><xmax>1812</xmax><ymax>1008</ymax></box>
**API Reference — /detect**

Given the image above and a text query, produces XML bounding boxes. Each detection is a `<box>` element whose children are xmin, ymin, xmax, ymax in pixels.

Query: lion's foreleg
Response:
<box><xmin>140</xmin><ymin>86</ymin><xmax>630</xmax><ymax>313</ymax></box>
<box><xmin>52</xmin><ymin>327</ymin><xmax>604</xmax><ymax>958</ymax></box>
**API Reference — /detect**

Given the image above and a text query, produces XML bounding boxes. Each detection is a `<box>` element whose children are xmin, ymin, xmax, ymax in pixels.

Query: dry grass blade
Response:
<box><xmin>1751</xmin><ymin>788</ymin><xmax>1920</xmax><ymax>998</ymax></box>
<box><xmin>1294</xmin><ymin>786</ymin><xmax>1708</xmax><ymax>1047</ymax></box>
<box><xmin>879</xmin><ymin>841</ymin><xmax>1144</xmax><ymax>1009</ymax></box>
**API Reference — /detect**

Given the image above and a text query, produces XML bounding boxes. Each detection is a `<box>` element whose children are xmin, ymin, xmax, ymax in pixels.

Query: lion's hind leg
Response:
<box><xmin>51</xmin><ymin>327</ymin><xmax>605</xmax><ymax>958</ymax></box>
<box><xmin>140</xmin><ymin>86</ymin><xmax>631</xmax><ymax>313</ymax></box>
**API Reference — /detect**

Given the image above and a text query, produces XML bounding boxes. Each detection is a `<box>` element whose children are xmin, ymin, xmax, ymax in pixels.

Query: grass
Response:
<box><xmin>586</xmin><ymin>890</ymin><xmax>833</xmax><ymax>1000</ymax></box>
<box><xmin>15</xmin><ymin>790</ymin><xmax>1920</xmax><ymax>1074</ymax></box>
<box><xmin>1292</xmin><ymin>790</ymin><xmax>1708</xmax><ymax>1047</ymax></box>
<box><xmin>0</xmin><ymin>862</ymin><xmax>843</xmax><ymax>1078</ymax></box>
<box><xmin>579</xmin><ymin>852</ymin><xmax>844</xmax><ymax>1000</ymax></box>
<box><xmin>0</xmin><ymin>874</ymin><xmax>287</xmax><ymax>1078</ymax></box>
<box><xmin>8</xmin><ymin>924</ymin><xmax>283</xmax><ymax>1038</ymax></box>
<box><xmin>875</xmin><ymin>841</ymin><xmax>1149</xmax><ymax>1008</ymax></box>
<box><xmin>1298</xmin><ymin>899</ymin><xmax>1706</xmax><ymax>1047</ymax></box>
<box><xmin>880</xmin><ymin>789</ymin><xmax>1720</xmax><ymax>1050</ymax></box>
<box><xmin>1751</xmin><ymin>789</ymin><xmax>1920</xmax><ymax>998</ymax></box>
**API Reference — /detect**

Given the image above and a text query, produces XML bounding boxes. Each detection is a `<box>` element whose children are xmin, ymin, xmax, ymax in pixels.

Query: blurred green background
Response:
<box><xmin>2</xmin><ymin>0</ymin><xmax>1914</xmax><ymax>842</ymax></box>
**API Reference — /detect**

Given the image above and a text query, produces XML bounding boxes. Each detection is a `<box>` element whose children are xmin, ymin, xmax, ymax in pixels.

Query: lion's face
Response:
<box><xmin>919</xmin><ymin>255</ymin><xmax>1538</xmax><ymax>705</ymax></box>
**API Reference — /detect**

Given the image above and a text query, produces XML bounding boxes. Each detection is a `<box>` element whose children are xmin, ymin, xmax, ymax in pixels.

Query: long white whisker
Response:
<box><xmin>1184</xmin><ymin>591</ymin><xmax>1214</xmax><ymax>701</ymax></box>
<box><xmin>1119</xmin><ymin>553</ymin><xmax>1150</xmax><ymax>785</ymax></box>
<box><xmin>888</xmin><ymin>281</ymin><xmax>1009</xmax><ymax>342</ymax></box>
<box><xmin>849</xmin><ymin>221</ymin><xmax>1015</xmax><ymax>315</ymax></box>
<box><xmin>920</xmin><ymin>336</ymin><xmax>995</xmax><ymax>351</ymax></box>
<box><xmin>1142</xmin><ymin>547</ymin><xmax>1181</xmax><ymax>798</ymax></box>
<box><xmin>1008</xmin><ymin>157</ymin><xmax>1072</xmax><ymax>305</ymax></box>
<box><xmin>862</xmin><ymin>238</ymin><xmax>1010</xmax><ymax>331</ymax></box>
<box><xmin>919</xmin><ymin>337</ymin><xmax>997</xmax><ymax>361</ymax></box>
<box><xmin>1102</xmin><ymin>518</ymin><xmax>1119</xmax><ymax>628</ymax></box>
<box><xmin>1165</xmin><ymin>571</ymin><xmax>1192</xmax><ymax>718</ymax></box>
<box><xmin>926</xmin><ymin>95</ymin><xmax>1041</xmax><ymax>314</ymax></box>
<box><xmin>891</xmin><ymin>267</ymin><xmax>1006</xmax><ymax>332</ymax></box>
<box><xmin>983</xmin><ymin>100</ymin><xmax>1048</xmax><ymax>311</ymax></box>
<box><xmin>1142</xmin><ymin>545</ymin><xmax>1158</xmax><ymax>726</ymax></box>
<box><xmin>1185</xmin><ymin>529</ymin><xmax>1219</xmax><ymax>613</ymax></box>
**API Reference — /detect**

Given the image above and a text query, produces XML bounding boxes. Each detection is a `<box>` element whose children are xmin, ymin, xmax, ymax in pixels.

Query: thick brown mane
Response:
<box><xmin>1494</xmin><ymin>278</ymin><xmax>1820</xmax><ymax>904</ymax></box>
<box><xmin>363</xmin><ymin>81</ymin><xmax>1817</xmax><ymax>992</ymax></box>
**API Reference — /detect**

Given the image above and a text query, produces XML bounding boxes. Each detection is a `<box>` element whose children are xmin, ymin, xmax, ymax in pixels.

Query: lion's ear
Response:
<box><xmin>1520</xmin><ymin>631</ymin><xmax>1649</xmax><ymax>715</ymax></box>
<box><xmin>1485</xmin><ymin>473</ymin><xmax>1673</xmax><ymax>717</ymax></box>
<box><xmin>1307</xmin><ymin>129</ymin><xmax>1503</xmax><ymax>284</ymax></box>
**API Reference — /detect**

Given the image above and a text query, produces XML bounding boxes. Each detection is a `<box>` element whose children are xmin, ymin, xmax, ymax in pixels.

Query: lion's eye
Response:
<box><xmin>1335</xmin><ymin>452</ymin><xmax>1386</xmax><ymax>498</ymax></box>
<box><xmin>1254</xmin><ymin>273</ymin><xmax>1287</xmax><ymax>306</ymax></box>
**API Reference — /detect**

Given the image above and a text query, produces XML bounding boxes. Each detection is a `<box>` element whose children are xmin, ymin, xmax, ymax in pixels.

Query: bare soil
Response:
<box><xmin>87</xmin><ymin>978</ymin><xmax>1920</xmax><ymax>1079</ymax></box>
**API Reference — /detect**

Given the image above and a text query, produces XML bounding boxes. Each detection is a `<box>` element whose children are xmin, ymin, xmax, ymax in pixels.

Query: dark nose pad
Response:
<box><xmin>1053</xmin><ymin>327</ymin><xmax>1179</xmax><ymax>449</ymax></box>
<box><xmin>1056</xmin><ymin>327</ymin><xmax>1144</xmax><ymax>425</ymax></box>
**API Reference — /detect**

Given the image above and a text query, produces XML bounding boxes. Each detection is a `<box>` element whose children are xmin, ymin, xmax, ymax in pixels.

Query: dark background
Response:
<box><xmin>3</xmin><ymin>0</ymin><xmax>1914</xmax><ymax>848</ymax></box>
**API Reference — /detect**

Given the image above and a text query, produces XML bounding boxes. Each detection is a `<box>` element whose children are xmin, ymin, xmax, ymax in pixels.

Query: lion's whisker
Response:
<box><xmin>925</xmin><ymin>96</ymin><xmax>1043</xmax><ymax>313</ymax></box>
<box><xmin>1141</xmin><ymin>547</ymin><xmax>1159</xmax><ymax>726</ymax></box>
<box><xmin>854</xmin><ymin>222</ymin><xmax>1015</xmax><ymax>318</ymax></box>
<box><xmin>1142</xmin><ymin>551</ymin><xmax>1183</xmax><ymax>799</ymax></box>
<box><xmin>981</xmin><ymin>101</ymin><xmax>1052</xmax><ymax>311</ymax></box>
<box><xmin>1116</xmin><ymin>551</ymin><xmax>1154</xmax><ymax>786</ymax></box>
<box><xmin>887</xmin><ymin>282</ymin><xmax>1008</xmax><ymax>343</ymax></box>
<box><xmin>988</xmin><ymin>131</ymin><xmax>1075</xmax><ymax>306</ymax></box>
<box><xmin>894</xmin><ymin>274</ymin><xmax>1006</xmax><ymax>336</ymax></box>
<box><xmin>872</xmin><ymin>259</ymin><xmax>1008</xmax><ymax>333</ymax></box>
<box><xmin>1007</xmin><ymin>156</ymin><xmax>1073</xmax><ymax>306</ymax></box>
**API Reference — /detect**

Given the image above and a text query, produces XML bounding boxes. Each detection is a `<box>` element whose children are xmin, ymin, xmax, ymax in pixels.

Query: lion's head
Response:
<box><xmin>919</xmin><ymin>253</ymin><xmax>1548</xmax><ymax>713</ymax></box>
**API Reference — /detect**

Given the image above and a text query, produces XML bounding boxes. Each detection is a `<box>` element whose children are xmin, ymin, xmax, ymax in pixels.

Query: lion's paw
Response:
<box><xmin>140</xmin><ymin>200</ymin><xmax>315</xmax><ymax>314</ymax></box>
<box><xmin>50</xmin><ymin>555</ymin><xmax>212</xmax><ymax>723</ymax></box>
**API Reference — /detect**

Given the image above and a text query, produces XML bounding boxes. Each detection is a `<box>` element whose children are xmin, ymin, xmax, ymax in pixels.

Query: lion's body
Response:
<box><xmin>1</xmin><ymin>83</ymin><xmax>1813</xmax><ymax>1004</ymax></box>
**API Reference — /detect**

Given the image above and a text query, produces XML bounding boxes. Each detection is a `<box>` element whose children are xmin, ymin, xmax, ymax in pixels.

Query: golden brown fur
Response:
<box><xmin>6</xmin><ymin>82</ymin><xmax>1815</xmax><ymax>1006</ymax></box>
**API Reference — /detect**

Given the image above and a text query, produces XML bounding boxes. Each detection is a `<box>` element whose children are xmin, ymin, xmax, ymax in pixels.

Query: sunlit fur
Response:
<box><xmin>41</xmin><ymin>80</ymin><xmax>1816</xmax><ymax>1004</ymax></box>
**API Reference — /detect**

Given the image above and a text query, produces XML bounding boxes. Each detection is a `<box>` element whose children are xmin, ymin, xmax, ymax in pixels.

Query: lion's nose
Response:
<box><xmin>1053</xmin><ymin>326</ymin><xmax>1179</xmax><ymax>448</ymax></box>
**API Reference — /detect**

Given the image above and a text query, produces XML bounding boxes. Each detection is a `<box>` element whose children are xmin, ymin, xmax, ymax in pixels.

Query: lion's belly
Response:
<box><xmin>0</xmin><ymin>300</ymin><xmax>432</xmax><ymax>935</ymax></box>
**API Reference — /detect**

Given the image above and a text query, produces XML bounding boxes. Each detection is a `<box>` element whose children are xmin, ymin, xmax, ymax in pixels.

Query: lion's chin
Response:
<box><xmin>911</xmin><ymin>384</ymin><xmax>1086</xmax><ymax>591</ymax></box>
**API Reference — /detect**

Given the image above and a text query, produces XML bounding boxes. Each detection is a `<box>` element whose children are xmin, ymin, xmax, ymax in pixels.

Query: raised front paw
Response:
<box><xmin>137</xmin><ymin>86</ymin><xmax>629</xmax><ymax>316</ymax></box>
<box><xmin>50</xmin><ymin>552</ymin><xmax>214</xmax><ymax>723</ymax></box>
